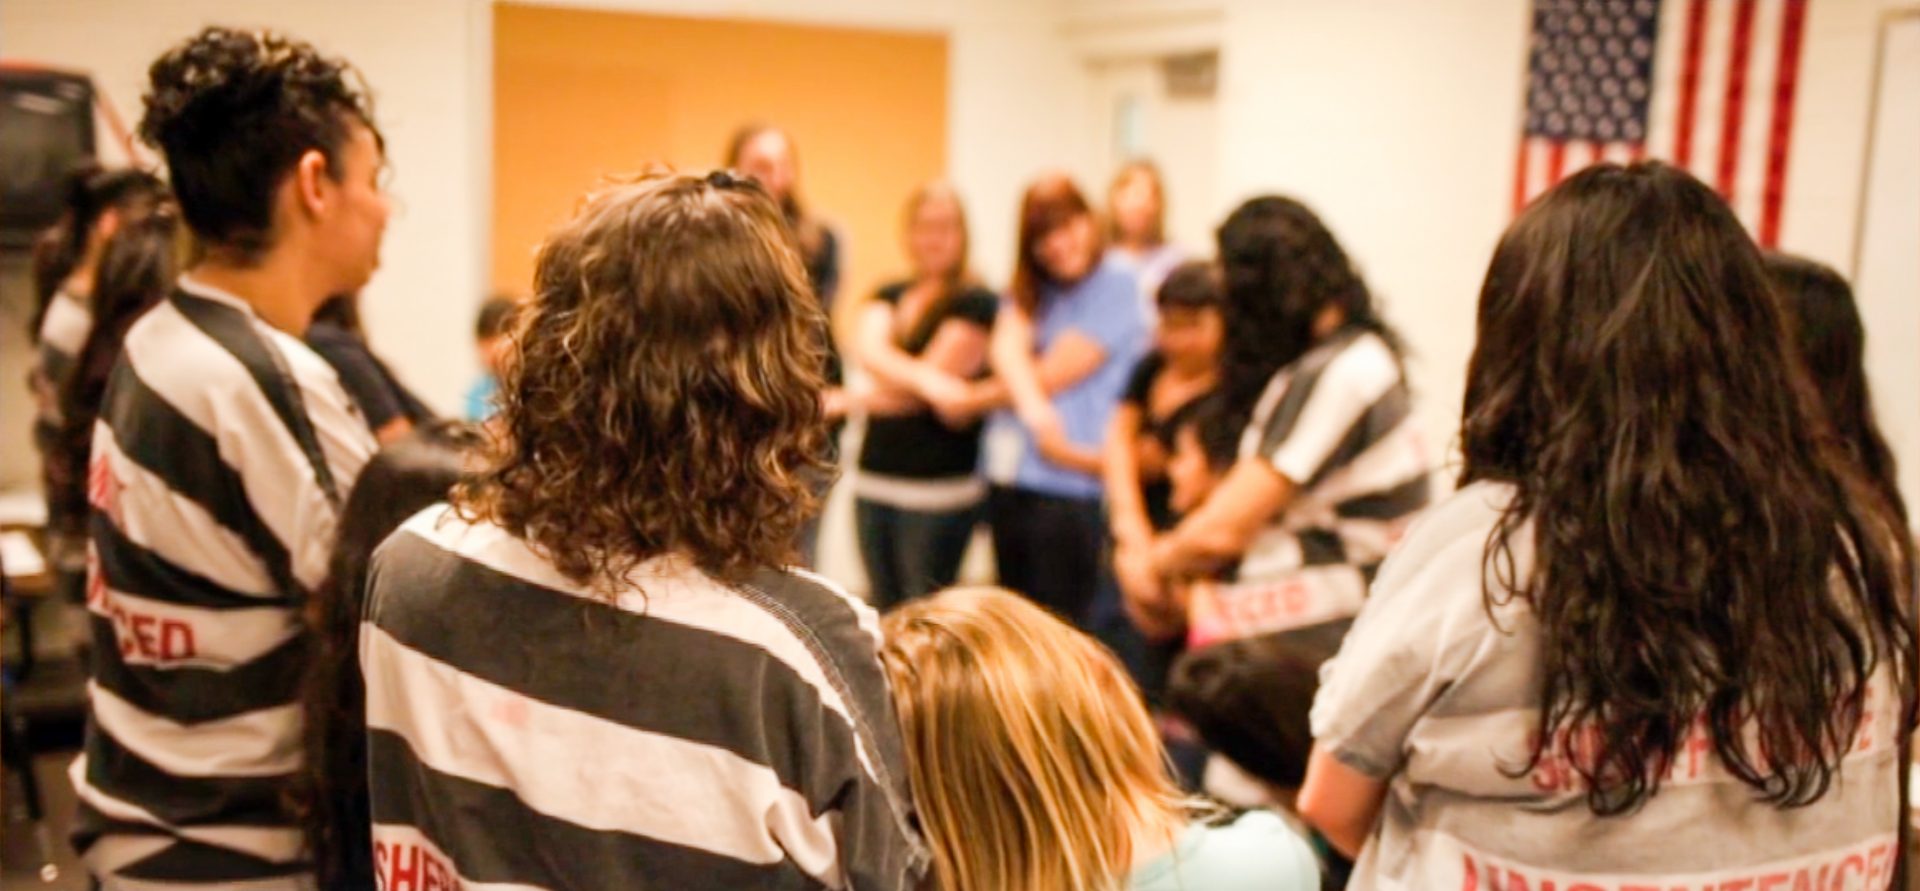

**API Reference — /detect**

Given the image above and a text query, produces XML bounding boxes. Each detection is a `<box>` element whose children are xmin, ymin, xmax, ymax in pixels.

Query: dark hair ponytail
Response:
<box><xmin>295</xmin><ymin>422</ymin><xmax>481</xmax><ymax>889</ymax></box>
<box><xmin>29</xmin><ymin>164</ymin><xmax>166</xmax><ymax>337</ymax></box>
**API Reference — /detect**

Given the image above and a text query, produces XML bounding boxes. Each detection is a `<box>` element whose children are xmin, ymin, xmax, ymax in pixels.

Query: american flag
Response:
<box><xmin>1514</xmin><ymin>0</ymin><xmax>1810</xmax><ymax>246</ymax></box>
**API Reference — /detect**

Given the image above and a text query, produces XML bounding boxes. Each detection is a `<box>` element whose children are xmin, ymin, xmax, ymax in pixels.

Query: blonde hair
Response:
<box><xmin>1106</xmin><ymin>159</ymin><xmax>1166</xmax><ymax>248</ymax></box>
<box><xmin>879</xmin><ymin>588</ymin><xmax>1199</xmax><ymax>891</ymax></box>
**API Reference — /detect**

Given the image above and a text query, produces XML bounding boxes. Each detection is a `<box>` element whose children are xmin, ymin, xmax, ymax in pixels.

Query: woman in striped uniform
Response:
<box><xmin>71</xmin><ymin>26</ymin><xmax>387</xmax><ymax>888</ymax></box>
<box><xmin>358</xmin><ymin>171</ymin><xmax>928</xmax><ymax>891</ymax></box>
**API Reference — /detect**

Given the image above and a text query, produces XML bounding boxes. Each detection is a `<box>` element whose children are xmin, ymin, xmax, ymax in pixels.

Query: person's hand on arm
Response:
<box><xmin>1150</xmin><ymin>457</ymin><xmax>1296</xmax><ymax>579</ymax></box>
<box><xmin>860</xmin><ymin>294</ymin><xmax>993</xmax><ymax>428</ymax></box>
<box><xmin>1022</xmin><ymin>330</ymin><xmax>1111</xmax><ymax>474</ymax></box>
<box><xmin>989</xmin><ymin>304</ymin><xmax>1061</xmax><ymax>438</ymax></box>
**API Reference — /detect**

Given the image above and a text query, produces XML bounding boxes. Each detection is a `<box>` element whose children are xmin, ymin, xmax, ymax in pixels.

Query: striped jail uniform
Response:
<box><xmin>71</xmin><ymin>277</ymin><xmax>376</xmax><ymax>889</ymax></box>
<box><xmin>360</xmin><ymin>505</ymin><xmax>930</xmax><ymax>890</ymax></box>
<box><xmin>34</xmin><ymin>290</ymin><xmax>96</xmax><ymax>570</ymax></box>
<box><xmin>1192</xmin><ymin>327</ymin><xmax>1434</xmax><ymax>645</ymax></box>
<box><xmin>33</xmin><ymin>288</ymin><xmax>92</xmax><ymax>433</ymax></box>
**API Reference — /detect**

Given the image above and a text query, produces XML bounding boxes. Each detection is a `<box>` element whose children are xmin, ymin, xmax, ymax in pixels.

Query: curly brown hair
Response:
<box><xmin>456</xmin><ymin>171</ymin><xmax>833</xmax><ymax>589</ymax></box>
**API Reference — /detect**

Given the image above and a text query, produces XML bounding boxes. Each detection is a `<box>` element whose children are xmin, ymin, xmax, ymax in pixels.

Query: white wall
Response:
<box><xmin>1215</xmin><ymin>0</ymin><xmax>1528</xmax><ymax>471</ymax></box>
<box><xmin>1213</xmin><ymin>0</ymin><xmax>1920</xmax><ymax>493</ymax></box>
<box><xmin>0</xmin><ymin>0</ymin><xmax>493</xmax><ymax>415</ymax></box>
<box><xmin>1850</xmin><ymin>8</ymin><xmax>1920</xmax><ymax>512</ymax></box>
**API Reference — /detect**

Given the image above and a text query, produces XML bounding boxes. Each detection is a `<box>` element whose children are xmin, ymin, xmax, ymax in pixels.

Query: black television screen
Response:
<box><xmin>0</xmin><ymin>68</ymin><xmax>97</xmax><ymax>249</ymax></box>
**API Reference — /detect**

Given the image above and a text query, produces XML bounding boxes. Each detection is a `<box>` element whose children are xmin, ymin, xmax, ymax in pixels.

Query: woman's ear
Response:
<box><xmin>293</xmin><ymin>148</ymin><xmax>332</xmax><ymax>218</ymax></box>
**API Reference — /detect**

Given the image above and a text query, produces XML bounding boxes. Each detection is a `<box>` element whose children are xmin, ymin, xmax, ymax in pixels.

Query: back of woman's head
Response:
<box><xmin>1765</xmin><ymin>252</ymin><xmax>1903</xmax><ymax>524</ymax></box>
<box><xmin>31</xmin><ymin>163</ymin><xmax>167</xmax><ymax>328</ymax></box>
<box><xmin>140</xmin><ymin>26</ymin><xmax>377</xmax><ymax>260</ymax></box>
<box><xmin>456</xmin><ymin>171</ymin><xmax>830</xmax><ymax>588</ymax></box>
<box><xmin>299</xmin><ymin>421</ymin><xmax>479</xmax><ymax>888</ymax></box>
<box><xmin>1214</xmin><ymin>196</ymin><xmax>1385</xmax><ymax>434</ymax></box>
<box><xmin>880</xmin><ymin>588</ymin><xmax>1189</xmax><ymax>891</ymax></box>
<box><xmin>1461</xmin><ymin>161</ymin><xmax>1915</xmax><ymax>814</ymax></box>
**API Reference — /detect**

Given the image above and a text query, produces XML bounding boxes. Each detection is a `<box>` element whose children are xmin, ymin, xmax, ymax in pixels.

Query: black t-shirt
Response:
<box><xmin>307</xmin><ymin>321</ymin><xmax>434</xmax><ymax>433</ymax></box>
<box><xmin>857</xmin><ymin>281</ymin><xmax>997</xmax><ymax>481</ymax></box>
<box><xmin>1120</xmin><ymin>350</ymin><xmax>1214</xmax><ymax>530</ymax></box>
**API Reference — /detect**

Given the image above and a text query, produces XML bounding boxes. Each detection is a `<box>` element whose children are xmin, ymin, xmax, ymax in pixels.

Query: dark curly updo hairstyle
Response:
<box><xmin>139</xmin><ymin>26</ymin><xmax>378</xmax><ymax>259</ymax></box>
<box><xmin>1462</xmin><ymin>162</ymin><xmax>1916</xmax><ymax>815</ymax></box>
<box><xmin>455</xmin><ymin>171</ymin><xmax>833</xmax><ymax>589</ymax></box>
<box><xmin>1213</xmin><ymin>196</ymin><xmax>1397</xmax><ymax>437</ymax></box>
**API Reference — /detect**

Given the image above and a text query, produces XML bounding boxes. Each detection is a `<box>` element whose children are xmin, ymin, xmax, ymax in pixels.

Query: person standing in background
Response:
<box><xmin>982</xmin><ymin>174</ymin><xmax>1150</xmax><ymax>627</ymax></box>
<box><xmin>852</xmin><ymin>183</ymin><xmax>996</xmax><ymax>609</ymax></box>
<box><xmin>71</xmin><ymin>26</ymin><xmax>384</xmax><ymax>888</ymax></box>
<box><xmin>28</xmin><ymin>165</ymin><xmax>166</xmax><ymax>602</ymax></box>
<box><xmin>1765</xmin><ymin>252</ymin><xmax>1905</xmax><ymax>521</ymax></box>
<box><xmin>41</xmin><ymin>207</ymin><xmax>178</xmax><ymax>613</ymax></box>
<box><xmin>728</xmin><ymin>124</ymin><xmax>846</xmax><ymax>562</ymax></box>
<box><xmin>1105</xmin><ymin>160</ymin><xmax>1186</xmax><ymax>318</ymax></box>
<box><xmin>307</xmin><ymin>292</ymin><xmax>434</xmax><ymax>444</ymax></box>
<box><xmin>1099</xmin><ymin>260</ymin><xmax>1223</xmax><ymax>701</ymax></box>
<box><xmin>463</xmin><ymin>293</ymin><xmax>520</xmax><ymax>423</ymax></box>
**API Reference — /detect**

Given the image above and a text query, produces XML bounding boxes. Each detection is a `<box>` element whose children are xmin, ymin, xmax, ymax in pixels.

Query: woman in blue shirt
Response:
<box><xmin>975</xmin><ymin>174</ymin><xmax>1149</xmax><ymax>625</ymax></box>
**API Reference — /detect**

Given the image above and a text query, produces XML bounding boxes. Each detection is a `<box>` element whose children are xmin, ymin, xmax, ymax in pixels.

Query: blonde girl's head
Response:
<box><xmin>879</xmin><ymin>587</ymin><xmax>1195</xmax><ymax>891</ymax></box>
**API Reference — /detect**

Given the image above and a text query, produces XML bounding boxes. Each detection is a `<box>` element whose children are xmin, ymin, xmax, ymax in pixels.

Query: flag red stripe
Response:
<box><xmin>1674</xmin><ymin>0</ymin><xmax>1711</xmax><ymax>168</ymax></box>
<box><xmin>1759</xmin><ymin>0</ymin><xmax>1808</xmax><ymax>247</ymax></box>
<box><xmin>1715</xmin><ymin>0</ymin><xmax>1759</xmax><ymax>198</ymax></box>
<box><xmin>1514</xmin><ymin>136</ymin><xmax>1533</xmax><ymax>215</ymax></box>
<box><xmin>1629</xmin><ymin>141</ymin><xmax>1648</xmax><ymax>162</ymax></box>
<box><xmin>1546</xmin><ymin>140</ymin><xmax>1568</xmax><ymax>188</ymax></box>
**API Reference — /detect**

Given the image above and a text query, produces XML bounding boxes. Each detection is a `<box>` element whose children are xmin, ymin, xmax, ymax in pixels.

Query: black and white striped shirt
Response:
<box><xmin>361</xmin><ymin>506</ymin><xmax>930</xmax><ymax>891</ymax></box>
<box><xmin>34</xmin><ymin>290</ymin><xmax>93</xmax><ymax>563</ymax></box>
<box><xmin>34</xmin><ymin>289</ymin><xmax>91</xmax><ymax>423</ymax></box>
<box><xmin>1197</xmin><ymin>329</ymin><xmax>1432</xmax><ymax>643</ymax></box>
<box><xmin>70</xmin><ymin>277</ymin><xmax>375</xmax><ymax>889</ymax></box>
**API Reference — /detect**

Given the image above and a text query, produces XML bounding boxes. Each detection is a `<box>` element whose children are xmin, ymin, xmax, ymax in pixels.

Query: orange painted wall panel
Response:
<box><xmin>492</xmin><ymin>2</ymin><xmax>950</xmax><ymax>329</ymax></box>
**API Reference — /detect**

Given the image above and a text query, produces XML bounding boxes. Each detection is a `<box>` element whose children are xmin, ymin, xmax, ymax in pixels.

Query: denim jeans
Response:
<box><xmin>854</xmin><ymin>499</ymin><xmax>979</xmax><ymax>612</ymax></box>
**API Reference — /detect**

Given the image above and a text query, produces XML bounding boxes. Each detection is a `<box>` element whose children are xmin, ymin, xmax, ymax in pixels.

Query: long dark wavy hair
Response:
<box><xmin>1213</xmin><ymin>196</ymin><xmax>1397</xmax><ymax>436</ymax></box>
<box><xmin>455</xmin><ymin>171</ymin><xmax>832</xmax><ymax>588</ymax></box>
<box><xmin>1765</xmin><ymin>252</ymin><xmax>1905</xmax><ymax>526</ymax></box>
<box><xmin>1461</xmin><ymin>162</ymin><xmax>1916</xmax><ymax>815</ymax></box>
<box><xmin>294</xmin><ymin>422</ymin><xmax>479</xmax><ymax>890</ymax></box>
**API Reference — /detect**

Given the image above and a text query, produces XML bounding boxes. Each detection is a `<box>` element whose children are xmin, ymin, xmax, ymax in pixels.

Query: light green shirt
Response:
<box><xmin>1129</xmin><ymin>811</ymin><xmax>1322</xmax><ymax>891</ymax></box>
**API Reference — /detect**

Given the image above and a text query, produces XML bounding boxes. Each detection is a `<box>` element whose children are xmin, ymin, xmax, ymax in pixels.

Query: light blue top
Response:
<box><xmin>982</xmin><ymin>257</ymin><xmax>1150</xmax><ymax>500</ymax></box>
<box><xmin>464</xmin><ymin>373</ymin><xmax>499</xmax><ymax>422</ymax></box>
<box><xmin>1129</xmin><ymin>811</ymin><xmax>1323</xmax><ymax>891</ymax></box>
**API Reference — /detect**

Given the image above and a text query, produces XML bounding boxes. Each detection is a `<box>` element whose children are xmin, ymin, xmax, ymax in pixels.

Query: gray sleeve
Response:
<box><xmin>1309</xmin><ymin>505</ymin><xmax>1497</xmax><ymax>779</ymax></box>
